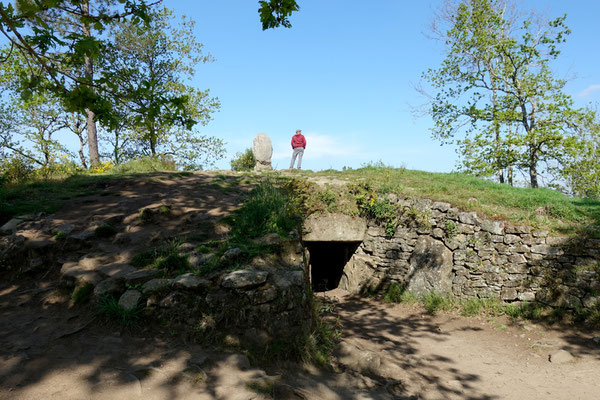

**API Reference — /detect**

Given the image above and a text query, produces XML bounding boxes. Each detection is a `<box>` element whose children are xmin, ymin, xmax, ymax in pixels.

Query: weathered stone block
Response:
<box><xmin>252</xmin><ymin>133</ymin><xmax>273</xmax><ymax>170</ymax></box>
<box><xmin>221</xmin><ymin>269</ymin><xmax>268</xmax><ymax>289</ymax></box>
<box><xmin>480</xmin><ymin>220</ymin><xmax>505</xmax><ymax>235</ymax></box>
<box><xmin>406</xmin><ymin>236</ymin><xmax>453</xmax><ymax>295</ymax></box>
<box><xmin>303</xmin><ymin>213</ymin><xmax>367</xmax><ymax>242</ymax></box>
<box><xmin>118</xmin><ymin>289</ymin><xmax>141</xmax><ymax>311</ymax></box>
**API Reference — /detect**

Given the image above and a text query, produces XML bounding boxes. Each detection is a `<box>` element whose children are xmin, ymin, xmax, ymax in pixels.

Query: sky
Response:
<box><xmin>64</xmin><ymin>1</ymin><xmax>600</xmax><ymax>172</ymax></box>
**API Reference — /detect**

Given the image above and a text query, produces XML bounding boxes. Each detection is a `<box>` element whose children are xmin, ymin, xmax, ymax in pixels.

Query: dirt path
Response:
<box><xmin>2</xmin><ymin>280</ymin><xmax>599</xmax><ymax>399</ymax></box>
<box><xmin>1</xmin><ymin>172</ymin><xmax>600</xmax><ymax>399</ymax></box>
<box><xmin>321</xmin><ymin>288</ymin><xmax>600</xmax><ymax>400</ymax></box>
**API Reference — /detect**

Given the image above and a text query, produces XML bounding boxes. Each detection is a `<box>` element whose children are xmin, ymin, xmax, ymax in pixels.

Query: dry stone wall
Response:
<box><xmin>339</xmin><ymin>196</ymin><xmax>600</xmax><ymax>310</ymax></box>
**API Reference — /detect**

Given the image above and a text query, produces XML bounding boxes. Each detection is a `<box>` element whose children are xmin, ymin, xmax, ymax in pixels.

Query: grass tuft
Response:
<box><xmin>96</xmin><ymin>295</ymin><xmax>143</xmax><ymax>327</ymax></box>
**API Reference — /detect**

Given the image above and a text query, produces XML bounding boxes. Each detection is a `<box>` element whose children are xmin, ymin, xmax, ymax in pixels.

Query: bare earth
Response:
<box><xmin>1</xmin><ymin>172</ymin><xmax>599</xmax><ymax>399</ymax></box>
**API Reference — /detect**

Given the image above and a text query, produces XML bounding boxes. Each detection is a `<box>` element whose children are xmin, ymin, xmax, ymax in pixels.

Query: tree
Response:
<box><xmin>422</xmin><ymin>0</ymin><xmax>591</xmax><ymax>188</ymax></box>
<box><xmin>103</xmin><ymin>7</ymin><xmax>224</xmax><ymax>169</ymax></box>
<box><xmin>0</xmin><ymin>1</ymin><xmax>299</xmax><ymax>167</ymax></box>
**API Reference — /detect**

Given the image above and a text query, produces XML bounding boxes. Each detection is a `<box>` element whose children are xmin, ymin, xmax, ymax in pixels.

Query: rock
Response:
<box><xmin>142</xmin><ymin>278</ymin><xmax>173</xmax><ymax>294</ymax></box>
<box><xmin>123</xmin><ymin>269</ymin><xmax>161</xmax><ymax>285</ymax></box>
<box><xmin>280</xmin><ymin>239</ymin><xmax>304</xmax><ymax>265</ymax></box>
<box><xmin>458</xmin><ymin>212</ymin><xmax>480</xmax><ymax>226</ymax></box>
<box><xmin>273</xmin><ymin>270</ymin><xmax>305</xmax><ymax>290</ymax></box>
<box><xmin>221</xmin><ymin>247</ymin><xmax>242</xmax><ymax>262</ymax></box>
<box><xmin>22</xmin><ymin>258</ymin><xmax>44</xmax><ymax>274</ymax></box>
<box><xmin>338</xmin><ymin>254</ymin><xmax>377</xmax><ymax>294</ymax></box>
<box><xmin>432</xmin><ymin>202</ymin><xmax>451</xmax><ymax>212</ymax></box>
<box><xmin>61</xmin><ymin>261</ymin><xmax>104</xmax><ymax>286</ymax></box>
<box><xmin>221</xmin><ymin>269</ymin><xmax>268</xmax><ymax>289</ymax></box>
<box><xmin>480</xmin><ymin>220</ymin><xmax>505</xmax><ymax>235</ymax></box>
<box><xmin>335</xmin><ymin>341</ymin><xmax>381</xmax><ymax>375</ymax></box>
<box><xmin>303</xmin><ymin>213</ymin><xmax>367</xmax><ymax>242</ymax></box>
<box><xmin>500</xmin><ymin>288</ymin><xmax>518</xmax><ymax>301</ymax></box>
<box><xmin>69</xmin><ymin>229</ymin><xmax>96</xmax><ymax>241</ymax></box>
<box><xmin>252</xmin><ymin>133</ymin><xmax>273</xmax><ymax>170</ymax></box>
<box><xmin>51</xmin><ymin>223</ymin><xmax>74</xmax><ymax>236</ymax></box>
<box><xmin>96</xmin><ymin>263</ymin><xmax>137</xmax><ymax>279</ymax></box>
<box><xmin>249</xmin><ymin>285</ymin><xmax>278</xmax><ymax>304</ymax></box>
<box><xmin>93</xmin><ymin>278</ymin><xmax>124</xmax><ymax>298</ymax></box>
<box><xmin>406</xmin><ymin>236</ymin><xmax>453</xmax><ymax>296</ymax></box>
<box><xmin>178</xmin><ymin>242</ymin><xmax>196</xmax><ymax>253</ymax></box>
<box><xmin>0</xmin><ymin>218</ymin><xmax>24</xmax><ymax>235</ymax></box>
<box><xmin>188</xmin><ymin>252</ymin><xmax>215</xmax><ymax>269</ymax></box>
<box><xmin>159</xmin><ymin>291</ymin><xmax>182</xmax><ymax>308</ymax></box>
<box><xmin>112</xmin><ymin>232</ymin><xmax>131</xmax><ymax>245</ymax></box>
<box><xmin>518</xmin><ymin>292</ymin><xmax>536</xmax><ymax>302</ymax></box>
<box><xmin>252</xmin><ymin>233</ymin><xmax>281</xmax><ymax>246</ymax></box>
<box><xmin>549</xmin><ymin>350</ymin><xmax>574</xmax><ymax>364</ymax></box>
<box><xmin>172</xmin><ymin>273</ymin><xmax>210</xmax><ymax>290</ymax></box>
<box><xmin>583</xmin><ymin>295</ymin><xmax>600</xmax><ymax>309</ymax></box>
<box><xmin>118</xmin><ymin>289</ymin><xmax>141</xmax><ymax>311</ymax></box>
<box><xmin>243</xmin><ymin>328</ymin><xmax>272</xmax><ymax>347</ymax></box>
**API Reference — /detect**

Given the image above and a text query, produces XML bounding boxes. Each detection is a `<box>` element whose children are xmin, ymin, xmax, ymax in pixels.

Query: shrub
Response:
<box><xmin>230</xmin><ymin>148</ymin><xmax>255</xmax><ymax>171</ymax></box>
<box><xmin>0</xmin><ymin>156</ymin><xmax>34</xmax><ymax>185</ymax></box>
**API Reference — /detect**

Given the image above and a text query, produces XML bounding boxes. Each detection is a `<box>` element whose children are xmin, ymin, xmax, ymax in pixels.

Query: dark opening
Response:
<box><xmin>305</xmin><ymin>241</ymin><xmax>361</xmax><ymax>292</ymax></box>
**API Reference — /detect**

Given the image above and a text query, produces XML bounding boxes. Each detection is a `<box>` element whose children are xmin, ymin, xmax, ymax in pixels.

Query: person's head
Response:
<box><xmin>296</xmin><ymin>129</ymin><xmax>302</xmax><ymax>135</ymax></box>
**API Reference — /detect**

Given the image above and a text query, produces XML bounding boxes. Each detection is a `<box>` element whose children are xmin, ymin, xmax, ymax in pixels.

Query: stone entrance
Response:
<box><xmin>305</xmin><ymin>241</ymin><xmax>361</xmax><ymax>292</ymax></box>
<box><xmin>302</xmin><ymin>213</ymin><xmax>367</xmax><ymax>292</ymax></box>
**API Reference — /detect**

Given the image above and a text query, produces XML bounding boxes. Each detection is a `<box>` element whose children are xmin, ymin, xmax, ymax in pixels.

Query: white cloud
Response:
<box><xmin>577</xmin><ymin>84</ymin><xmax>600</xmax><ymax>97</ymax></box>
<box><xmin>272</xmin><ymin>133</ymin><xmax>360</xmax><ymax>160</ymax></box>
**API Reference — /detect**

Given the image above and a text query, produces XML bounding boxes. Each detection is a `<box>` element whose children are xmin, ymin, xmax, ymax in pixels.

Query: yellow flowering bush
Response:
<box><xmin>89</xmin><ymin>161</ymin><xmax>114</xmax><ymax>174</ymax></box>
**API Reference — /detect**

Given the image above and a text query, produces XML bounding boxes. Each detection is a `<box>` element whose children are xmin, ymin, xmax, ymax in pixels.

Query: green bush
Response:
<box><xmin>230</xmin><ymin>148</ymin><xmax>255</xmax><ymax>171</ymax></box>
<box><xmin>0</xmin><ymin>156</ymin><xmax>34</xmax><ymax>185</ymax></box>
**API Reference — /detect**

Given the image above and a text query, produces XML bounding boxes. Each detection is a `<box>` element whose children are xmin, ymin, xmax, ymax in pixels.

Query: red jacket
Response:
<box><xmin>291</xmin><ymin>133</ymin><xmax>306</xmax><ymax>149</ymax></box>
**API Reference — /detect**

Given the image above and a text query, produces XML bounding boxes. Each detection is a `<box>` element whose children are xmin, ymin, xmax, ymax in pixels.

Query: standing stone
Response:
<box><xmin>252</xmin><ymin>133</ymin><xmax>273</xmax><ymax>170</ymax></box>
<box><xmin>406</xmin><ymin>236</ymin><xmax>453</xmax><ymax>295</ymax></box>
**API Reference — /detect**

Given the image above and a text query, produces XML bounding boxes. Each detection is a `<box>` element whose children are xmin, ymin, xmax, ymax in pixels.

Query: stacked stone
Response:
<box><xmin>345</xmin><ymin>196</ymin><xmax>600</xmax><ymax>311</ymax></box>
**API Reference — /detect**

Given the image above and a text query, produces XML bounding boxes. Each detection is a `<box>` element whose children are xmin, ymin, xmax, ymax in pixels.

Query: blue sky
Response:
<box><xmin>44</xmin><ymin>1</ymin><xmax>598</xmax><ymax>172</ymax></box>
<box><xmin>166</xmin><ymin>0</ymin><xmax>600</xmax><ymax>172</ymax></box>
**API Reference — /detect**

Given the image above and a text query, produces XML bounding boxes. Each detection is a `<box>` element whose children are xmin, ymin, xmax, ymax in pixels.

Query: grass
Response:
<box><xmin>380</xmin><ymin>285</ymin><xmax>600</xmax><ymax>328</ymax></box>
<box><xmin>3</xmin><ymin>162</ymin><xmax>598</xmax><ymax>236</ymax></box>
<box><xmin>131</xmin><ymin>240</ymin><xmax>189</xmax><ymax>273</ymax></box>
<box><xmin>95</xmin><ymin>295</ymin><xmax>143</xmax><ymax>327</ymax></box>
<box><xmin>71</xmin><ymin>282</ymin><xmax>94</xmax><ymax>304</ymax></box>
<box><xmin>0</xmin><ymin>174</ymin><xmax>113</xmax><ymax>225</ymax></box>
<box><xmin>290</xmin><ymin>166</ymin><xmax>600</xmax><ymax>236</ymax></box>
<box><xmin>383</xmin><ymin>282</ymin><xmax>418</xmax><ymax>304</ymax></box>
<box><xmin>224</xmin><ymin>178</ymin><xmax>303</xmax><ymax>239</ymax></box>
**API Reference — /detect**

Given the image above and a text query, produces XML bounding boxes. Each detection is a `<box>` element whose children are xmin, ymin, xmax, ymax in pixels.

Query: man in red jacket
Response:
<box><xmin>289</xmin><ymin>129</ymin><xmax>306</xmax><ymax>170</ymax></box>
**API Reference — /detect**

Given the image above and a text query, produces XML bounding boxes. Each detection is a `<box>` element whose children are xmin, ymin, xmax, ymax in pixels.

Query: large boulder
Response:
<box><xmin>406</xmin><ymin>236</ymin><xmax>453</xmax><ymax>295</ymax></box>
<box><xmin>302</xmin><ymin>213</ymin><xmax>367</xmax><ymax>242</ymax></box>
<box><xmin>252</xmin><ymin>133</ymin><xmax>273</xmax><ymax>170</ymax></box>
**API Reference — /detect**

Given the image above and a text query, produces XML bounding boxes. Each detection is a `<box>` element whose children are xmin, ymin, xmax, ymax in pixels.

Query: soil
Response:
<box><xmin>1</xmin><ymin>172</ymin><xmax>599</xmax><ymax>399</ymax></box>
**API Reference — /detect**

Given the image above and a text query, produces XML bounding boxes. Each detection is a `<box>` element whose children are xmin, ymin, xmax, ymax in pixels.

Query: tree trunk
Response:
<box><xmin>82</xmin><ymin>1</ymin><xmax>99</xmax><ymax>166</ymax></box>
<box><xmin>507</xmin><ymin>164</ymin><xmax>513</xmax><ymax>186</ymax></box>
<box><xmin>77</xmin><ymin>131</ymin><xmax>88</xmax><ymax>169</ymax></box>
